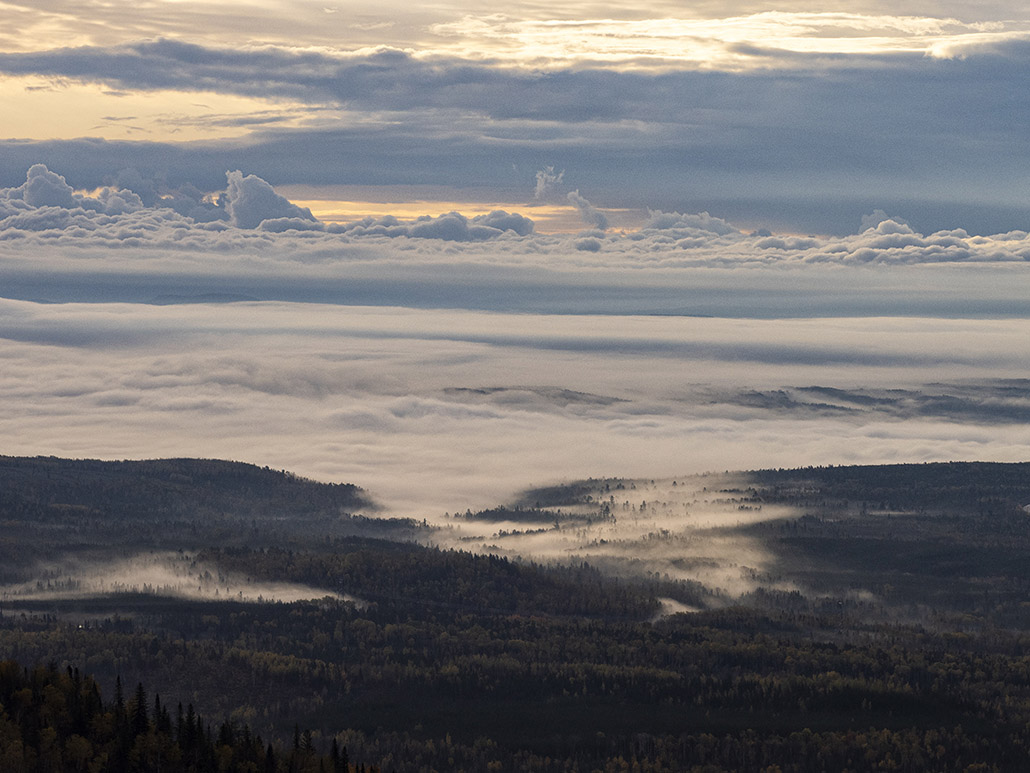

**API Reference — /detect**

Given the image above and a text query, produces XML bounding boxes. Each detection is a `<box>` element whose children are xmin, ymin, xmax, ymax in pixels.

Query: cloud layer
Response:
<box><xmin>1</xmin><ymin>160</ymin><xmax>1030</xmax><ymax>518</ymax></box>
<box><xmin>1</xmin><ymin>296</ymin><xmax>1029</xmax><ymax>517</ymax></box>
<box><xmin>4</xmin><ymin>35</ymin><xmax>1030</xmax><ymax>233</ymax></box>
<box><xmin>2</xmin><ymin>163</ymin><xmax>1030</xmax><ymax>328</ymax></box>
<box><xmin>0</xmin><ymin>164</ymin><xmax>537</xmax><ymax>243</ymax></box>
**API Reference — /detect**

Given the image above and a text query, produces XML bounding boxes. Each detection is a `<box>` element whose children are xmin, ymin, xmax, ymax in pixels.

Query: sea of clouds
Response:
<box><xmin>2</xmin><ymin>165</ymin><xmax>1029</xmax><ymax>518</ymax></box>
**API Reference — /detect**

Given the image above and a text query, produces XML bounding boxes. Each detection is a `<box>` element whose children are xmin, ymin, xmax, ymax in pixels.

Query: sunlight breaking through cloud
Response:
<box><xmin>429</xmin><ymin>12</ymin><xmax>1023</xmax><ymax>68</ymax></box>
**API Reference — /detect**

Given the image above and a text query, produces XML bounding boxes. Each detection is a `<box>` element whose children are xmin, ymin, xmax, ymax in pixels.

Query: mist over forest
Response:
<box><xmin>2</xmin><ymin>455</ymin><xmax>1030</xmax><ymax>770</ymax></box>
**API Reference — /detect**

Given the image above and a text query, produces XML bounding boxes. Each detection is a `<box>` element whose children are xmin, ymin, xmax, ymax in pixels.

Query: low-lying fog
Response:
<box><xmin>435</xmin><ymin>473</ymin><xmax>797</xmax><ymax>599</ymax></box>
<box><xmin>4</xmin><ymin>178</ymin><xmax>1029</xmax><ymax>612</ymax></box>
<box><xmin>2</xmin><ymin>299</ymin><xmax>1029</xmax><ymax>520</ymax></box>
<box><xmin>0</xmin><ymin>552</ymin><xmax>351</xmax><ymax>605</ymax></box>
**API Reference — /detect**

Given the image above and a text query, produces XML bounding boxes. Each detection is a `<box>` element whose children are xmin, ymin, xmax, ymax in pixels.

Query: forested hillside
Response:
<box><xmin>0</xmin><ymin>455</ymin><xmax>371</xmax><ymax>526</ymax></box>
<box><xmin>0</xmin><ymin>456</ymin><xmax>413</xmax><ymax>584</ymax></box>
<box><xmin>0</xmin><ymin>659</ymin><xmax>366</xmax><ymax>772</ymax></box>
<box><xmin>3</xmin><ymin>457</ymin><xmax>1030</xmax><ymax>771</ymax></box>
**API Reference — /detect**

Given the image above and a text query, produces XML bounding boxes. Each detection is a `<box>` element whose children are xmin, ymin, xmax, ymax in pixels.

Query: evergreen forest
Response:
<box><xmin>2</xmin><ymin>456</ymin><xmax>1030</xmax><ymax>771</ymax></box>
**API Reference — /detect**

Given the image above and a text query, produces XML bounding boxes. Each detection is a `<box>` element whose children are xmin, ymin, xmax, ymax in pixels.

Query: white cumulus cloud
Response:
<box><xmin>225</xmin><ymin>169</ymin><xmax>317</xmax><ymax>229</ymax></box>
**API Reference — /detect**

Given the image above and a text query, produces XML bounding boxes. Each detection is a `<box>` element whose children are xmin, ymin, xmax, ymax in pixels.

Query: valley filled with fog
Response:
<box><xmin>1</xmin><ymin>293</ymin><xmax>1027</xmax><ymax>518</ymax></box>
<box><xmin>6</xmin><ymin>1</ymin><xmax>1030</xmax><ymax>765</ymax></box>
<box><xmin>2</xmin><ymin>166</ymin><xmax>1028</xmax><ymax>520</ymax></box>
<box><xmin>437</xmin><ymin>473</ymin><xmax>798</xmax><ymax>599</ymax></box>
<box><xmin>2</xmin><ymin>164</ymin><xmax>1030</xmax><ymax>618</ymax></box>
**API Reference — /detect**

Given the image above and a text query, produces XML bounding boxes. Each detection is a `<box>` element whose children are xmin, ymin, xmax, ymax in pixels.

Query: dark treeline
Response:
<box><xmin>457</xmin><ymin>506</ymin><xmax>606</xmax><ymax>525</ymax></box>
<box><xmin>0</xmin><ymin>659</ymin><xmax>372</xmax><ymax>772</ymax></box>
<box><xmin>5</xmin><ymin>590</ymin><xmax>1030</xmax><ymax>770</ymax></box>
<box><xmin>752</xmin><ymin>461</ymin><xmax>1030</xmax><ymax>514</ymax></box>
<box><xmin>0</xmin><ymin>456</ymin><xmax>370</xmax><ymax>522</ymax></box>
<box><xmin>202</xmin><ymin>541</ymin><xmax>673</xmax><ymax>619</ymax></box>
<box><xmin>735</xmin><ymin>462</ymin><xmax>1030</xmax><ymax>629</ymax></box>
<box><xmin>0</xmin><ymin>456</ymin><xmax>420</xmax><ymax>585</ymax></box>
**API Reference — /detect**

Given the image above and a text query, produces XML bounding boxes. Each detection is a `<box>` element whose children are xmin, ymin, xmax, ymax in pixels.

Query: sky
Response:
<box><xmin>3</xmin><ymin>1</ymin><xmax>1030</xmax><ymax>233</ymax></box>
<box><xmin>2</xmin><ymin>2</ymin><xmax>1030</xmax><ymax>520</ymax></box>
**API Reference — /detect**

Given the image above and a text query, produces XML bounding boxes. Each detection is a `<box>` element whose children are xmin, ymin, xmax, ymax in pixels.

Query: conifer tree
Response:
<box><xmin>132</xmin><ymin>681</ymin><xmax>148</xmax><ymax>737</ymax></box>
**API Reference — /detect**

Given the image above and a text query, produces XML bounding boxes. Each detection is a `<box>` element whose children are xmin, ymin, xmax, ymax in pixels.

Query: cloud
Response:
<box><xmin>428</xmin><ymin>12</ymin><xmax>1029</xmax><ymax>68</ymax></box>
<box><xmin>225</xmin><ymin>169</ymin><xmax>316</xmax><ymax>229</ymax></box>
<box><xmin>257</xmin><ymin>216</ymin><xmax>326</xmax><ymax>233</ymax></box>
<box><xmin>860</xmin><ymin>209</ymin><xmax>910</xmax><ymax>233</ymax></box>
<box><xmin>575</xmin><ymin>237</ymin><xmax>602</xmax><ymax>252</ymax></box>
<box><xmin>4</xmin><ymin>38</ymin><xmax>1030</xmax><ymax>234</ymax></box>
<box><xmin>0</xmin><ymin>164</ymin><xmax>144</xmax><ymax>219</ymax></box>
<box><xmin>534</xmin><ymin>166</ymin><xmax>564</xmax><ymax>199</ymax></box>
<box><xmin>641</xmin><ymin>210</ymin><xmax>739</xmax><ymax>237</ymax></box>
<box><xmin>567</xmin><ymin>190</ymin><xmax>608</xmax><ymax>230</ymax></box>
<box><xmin>475</xmin><ymin>210</ymin><xmax>534</xmax><ymax>236</ymax></box>
<box><xmin>4</xmin><ymin>163</ymin><xmax>1030</xmax><ymax>329</ymax></box>
<box><xmin>0</xmin><ymin>164</ymin><xmax>538</xmax><ymax>242</ymax></box>
<box><xmin>94</xmin><ymin>186</ymin><xmax>146</xmax><ymax>216</ymax></box>
<box><xmin>3</xmin><ymin>13</ymin><xmax>1023</xmax><ymax>86</ymax></box>
<box><xmin>328</xmin><ymin>210</ymin><xmax>533</xmax><ymax>240</ymax></box>
<box><xmin>22</xmin><ymin>163</ymin><xmax>78</xmax><ymax>208</ymax></box>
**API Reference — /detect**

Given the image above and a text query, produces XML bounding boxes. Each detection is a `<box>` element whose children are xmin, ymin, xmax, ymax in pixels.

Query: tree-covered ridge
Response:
<box><xmin>487</xmin><ymin>462</ymin><xmax>1030</xmax><ymax>625</ymax></box>
<box><xmin>520</xmin><ymin>462</ymin><xmax>1030</xmax><ymax>517</ymax></box>
<box><xmin>0</xmin><ymin>456</ymin><xmax>419</xmax><ymax>585</ymax></box>
<box><xmin>729</xmin><ymin>462</ymin><xmax>1030</xmax><ymax>629</ymax></box>
<box><xmin>203</xmin><ymin>541</ymin><xmax>668</xmax><ymax>618</ymax></box>
<box><xmin>751</xmin><ymin>461</ymin><xmax>1030</xmax><ymax>513</ymax></box>
<box><xmin>457</xmin><ymin>506</ymin><xmax>604</xmax><ymax>525</ymax></box>
<box><xmin>0</xmin><ymin>456</ymin><xmax>371</xmax><ymax>522</ymax></box>
<box><xmin>0</xmin><ymin>659</ymin><xmax>372</xmax><ymax>772</ymax></box>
